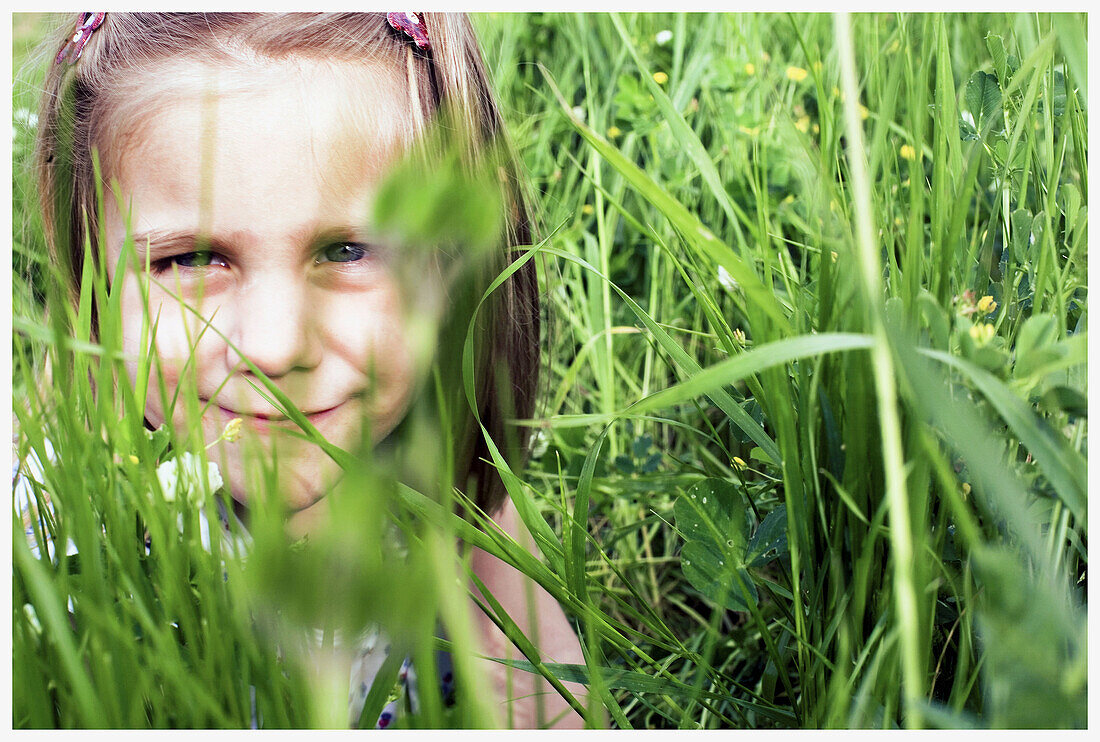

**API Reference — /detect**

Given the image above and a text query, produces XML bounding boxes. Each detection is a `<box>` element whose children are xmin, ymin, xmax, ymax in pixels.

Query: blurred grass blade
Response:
<box><xmin>1052</xmin><ymin>14</ymin><xmax>1086</xmax><ymax>106</ymax></box>
<box><xmin>920</xmin><ymin>348</ymin><xmax>1087</xmax><ymax>526</ymax></box>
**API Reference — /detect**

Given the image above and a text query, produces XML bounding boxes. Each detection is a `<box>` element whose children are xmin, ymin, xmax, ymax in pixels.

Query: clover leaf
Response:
<box><xmin>674</xmin><ymin>478</ymin><xmax>758</xmax><ymax>611</ymax></box>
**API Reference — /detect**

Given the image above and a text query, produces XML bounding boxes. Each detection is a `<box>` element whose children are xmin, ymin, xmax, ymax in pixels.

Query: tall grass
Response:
<box><xmin>476</xmin><ymin>11</ymin><xmax>1087</xmax><ymax>728</ymax></box>
<box><xmin>13</xmin><ymin>12</ymin><xmax>1087</xmax><ymax>729</ymax></box>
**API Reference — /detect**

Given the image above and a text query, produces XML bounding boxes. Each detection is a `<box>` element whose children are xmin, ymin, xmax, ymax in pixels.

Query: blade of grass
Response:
<box><xmin>835</xmin><ymin>12</ymin><xmax>924</xmax><ymax>728</ymax></box>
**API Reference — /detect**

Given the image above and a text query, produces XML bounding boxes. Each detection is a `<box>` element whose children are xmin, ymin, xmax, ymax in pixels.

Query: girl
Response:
<box><xmin>29</xmin><ymin>11</ymin><xmax>586</xmax><ymax>729</ymax></box>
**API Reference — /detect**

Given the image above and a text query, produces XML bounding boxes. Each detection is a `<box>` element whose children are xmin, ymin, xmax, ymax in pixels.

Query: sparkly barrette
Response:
<box><xmin>387</xmin><ymin>12</ymin><xmax>430</xmax><ymax>51</ymax></box>
<box><xmin>56</xmin><ymin>12</ymin><xmax>106</xmax><ymax>65</ymax></box>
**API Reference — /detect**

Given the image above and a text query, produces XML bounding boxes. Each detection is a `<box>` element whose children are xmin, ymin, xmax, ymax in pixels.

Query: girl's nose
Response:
<box><xmin>228</xmin><ymin>276</ymin><xmax>322</xmax><ymax>378</ymax></box>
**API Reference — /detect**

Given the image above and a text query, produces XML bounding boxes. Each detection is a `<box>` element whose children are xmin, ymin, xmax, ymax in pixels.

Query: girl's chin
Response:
<box><xmin>220</xmin><ymin>454</ymin><xmax>338</xmax><ymax>521</ymax></box>
<box><xmin>284</xmin><ymin>497</ymin><xmax>333</xmax><ymax>538</ymax></box>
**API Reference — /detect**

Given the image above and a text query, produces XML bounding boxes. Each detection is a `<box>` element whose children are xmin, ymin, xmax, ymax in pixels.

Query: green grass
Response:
<box><xmin>13</xmin><ymin>12</ymin><xmax>1087</xmax><ymax>729</ymax></box>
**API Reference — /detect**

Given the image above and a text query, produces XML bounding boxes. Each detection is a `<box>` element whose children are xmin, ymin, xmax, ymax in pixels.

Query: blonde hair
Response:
<box><xmin>34</xmin><ymin>12</ymin><xmax>539</xmax><ymax>515</ymax></box>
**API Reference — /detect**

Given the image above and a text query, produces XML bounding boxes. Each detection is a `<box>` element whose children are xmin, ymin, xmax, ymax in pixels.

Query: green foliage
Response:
<box><xmin>960</xmin><ymin>71</ymin><xmax>1003</xmax><ymax>140</ymax></box>
<box><xmin>674</xmin><ymin>478</ymin><xmax>757</xmax><ymax>611</ymax></box>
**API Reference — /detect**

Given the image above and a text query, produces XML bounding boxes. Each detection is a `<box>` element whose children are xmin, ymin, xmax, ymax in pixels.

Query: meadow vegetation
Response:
<box><xmin>13</xmin><ymin>13</ymin><xmax>1087</xmax><ymax>728</ymax></box>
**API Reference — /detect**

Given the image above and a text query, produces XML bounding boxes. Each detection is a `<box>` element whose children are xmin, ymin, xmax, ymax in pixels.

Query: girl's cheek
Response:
<box><xmin>344</xmin><ymin>286</ymin><xmax>414</xmax><ymax>373</ymax></box>
<box><xmin>150</xmin><ymin>306</ymin><xmax>206</xmax><ymax>367</ymax></box>
<box><xmin>119</xmin><ymin>276</ymin><xmax>203</xmax><ymax>358</ymax></box>
<box><xmin>119</xmin><ymin>279</ymin><xmax>226</xmax><ymax>417</ymax></box>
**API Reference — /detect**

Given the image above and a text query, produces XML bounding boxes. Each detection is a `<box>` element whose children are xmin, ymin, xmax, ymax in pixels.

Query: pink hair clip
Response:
<box><xmin>387</xmin><ymin>12</ymin><xmax>430</xmax><ymax>51</ymax></box>
<box><xmin>56</xmin><ymin>12</ymin><xmax>106</xmax><ymax>65</ymax></box>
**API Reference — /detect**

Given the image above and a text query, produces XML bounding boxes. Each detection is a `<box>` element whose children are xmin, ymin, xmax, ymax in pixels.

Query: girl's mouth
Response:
<box><xmin>213</xmin><ymin>403</ymin><xmax>343</xmax><ymax>433</ymax></box>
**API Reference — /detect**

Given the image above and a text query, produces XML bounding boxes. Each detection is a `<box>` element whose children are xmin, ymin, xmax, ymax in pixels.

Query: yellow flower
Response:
<box><xmin>732</xmin><ymin>456</ymin><xmax>748</xmax><ymax>470</ymax></box>
<box><xmin>786</xmin><ymin>66</ymin><xmax>809</xmax><ymax>82</ymax></box>
<box><xmin>899</xmin><ymin>144</ymin><xmax>917</xmax><ymax>161</ymax></box>
<box><xmin>582</xmin><ymin>204</ymin><xmax>594</xmax><ymax>215</ymax></box>
<box><xmin>732</xmin><ymin>328</ymin><xmax>747</xmax><ymax>344</ymax></box>
<box><xmin>223</xmin><ymin>417</ymin><xmax>243</xmax><ymax>443</ymax></box>
<box><xmin>744</xmin><ymin>62</ymin><xmax>756</xmax><ymax>76</ymax></box>
<box><xmin>653</xmin><ymin>71</ymin><xmax>669</xmax><ymax>85</ymax></box>
<box><xmin>969</xmin><ymin>323</ymin><xmax>995</xmax><ymax>344</ymax></box>
<box><xmin>962</xmin><ymin>482</ymin><xmax>972</xmax><ymax>496</ymax></box>
<box><xmin>795</xmin><ymin>115</ymin><xmax>811</xmax><ymax>133</ymax></box>
<box><xmin>812</xmin><ymin>61</ymin><xmax>823</xmax><ymax>72</ymax></box>
<box><xmin>976</xmin><ymin>295</ymin><xmax>997</xmax><ymax>314</ymax></box>
<box><xmin>607</xmin><ymin>125</ymin><xmax>622</xmax><ymax>138</ymax></box>
<box><xmin>830</xmin><ymin>251</ymin><xmax>838</xmax><ymax>263</ymax></box>
<box><xmin>128</xmin><ymin>455</ymin><xmax>140</xmax><ymax>465</ymax></box>
<box><xmin>858</xmin><ymin>104</ymin><xmax>870</xmax><ymax>120</ymax></box>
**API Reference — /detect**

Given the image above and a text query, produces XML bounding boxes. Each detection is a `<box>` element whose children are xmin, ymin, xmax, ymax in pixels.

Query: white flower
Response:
<box><xmin>656</xmin><ymin>30</ymin><xmax>673</xmax><ymax>46</ymax></box>
<box><xmin>717</xmin><ymin>265</ymin><xmax>739</xmax><ymax>291</ymax></box>
<box><xmin>530</xmin><ymin>429</ymin><xmax>550</xmax><ymax>459</ymax></box>
<box><xmin>156</xmin><ymin>453</ymin><xmax>223</xmax><ymax>506</ymax></box>
<box><xmin>572</xmin><ymin>105</ymin><xmax>587</xmax><ymax>122</ymax></box>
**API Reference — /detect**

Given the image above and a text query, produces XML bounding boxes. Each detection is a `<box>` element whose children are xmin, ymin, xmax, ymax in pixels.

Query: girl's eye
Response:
<box><xmin>174</xmin><ymin>251</ymin><xmax>222</xmax><ymax>268</ymax></box>
<box><xmin>153</xmin><ymin>251</ymin><xmax>227</xmax><ymax>273</ymax></box>
<box><xmin>317</xmin><ymin>242</ymin><xmax>370</xmax><ymax>264</ymax></box>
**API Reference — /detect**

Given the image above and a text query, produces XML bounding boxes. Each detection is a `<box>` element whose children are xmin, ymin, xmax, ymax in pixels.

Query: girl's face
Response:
<box><xmin>104</xmin><ymin>58</ymin><xmax>420</xmax><ymax>519</ymax></box>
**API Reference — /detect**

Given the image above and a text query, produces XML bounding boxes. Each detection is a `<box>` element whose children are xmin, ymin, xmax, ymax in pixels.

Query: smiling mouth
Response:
<box><xmin>213</xmin><ymin>403</ymin><xmax>342</xmax><ymax>427</ymax></box>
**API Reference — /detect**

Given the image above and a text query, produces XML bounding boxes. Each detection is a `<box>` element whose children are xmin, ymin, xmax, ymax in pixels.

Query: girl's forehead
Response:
<box><xmin>105</xmin><ymin>55</ymin><xmax>413</xmax><ymax>182</ymax></box>
<box><xmin>103</xmin><ymin>56</ymin><xmax>416</xmax><ymax>243</ymax></box>
<box><xmin>140</xmin><ymin>55</ymin><xmax>404</xmax><ymax>100</ymax></box>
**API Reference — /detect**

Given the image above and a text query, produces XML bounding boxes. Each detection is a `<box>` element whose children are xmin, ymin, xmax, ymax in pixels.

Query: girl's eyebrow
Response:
<box><xmin>130</xmin><ymin>226</ymin><xmax>370</xmax><ymax>250</ymax></box>
<box><xmin>311</xmin><ymin>225</ymin><xmax>371</xmax><ymax>244</ymax></box>
<box><xmin>128</xmin><ymin>229</ymin><xmax>207</xmax><ymax>253</ymax></box>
